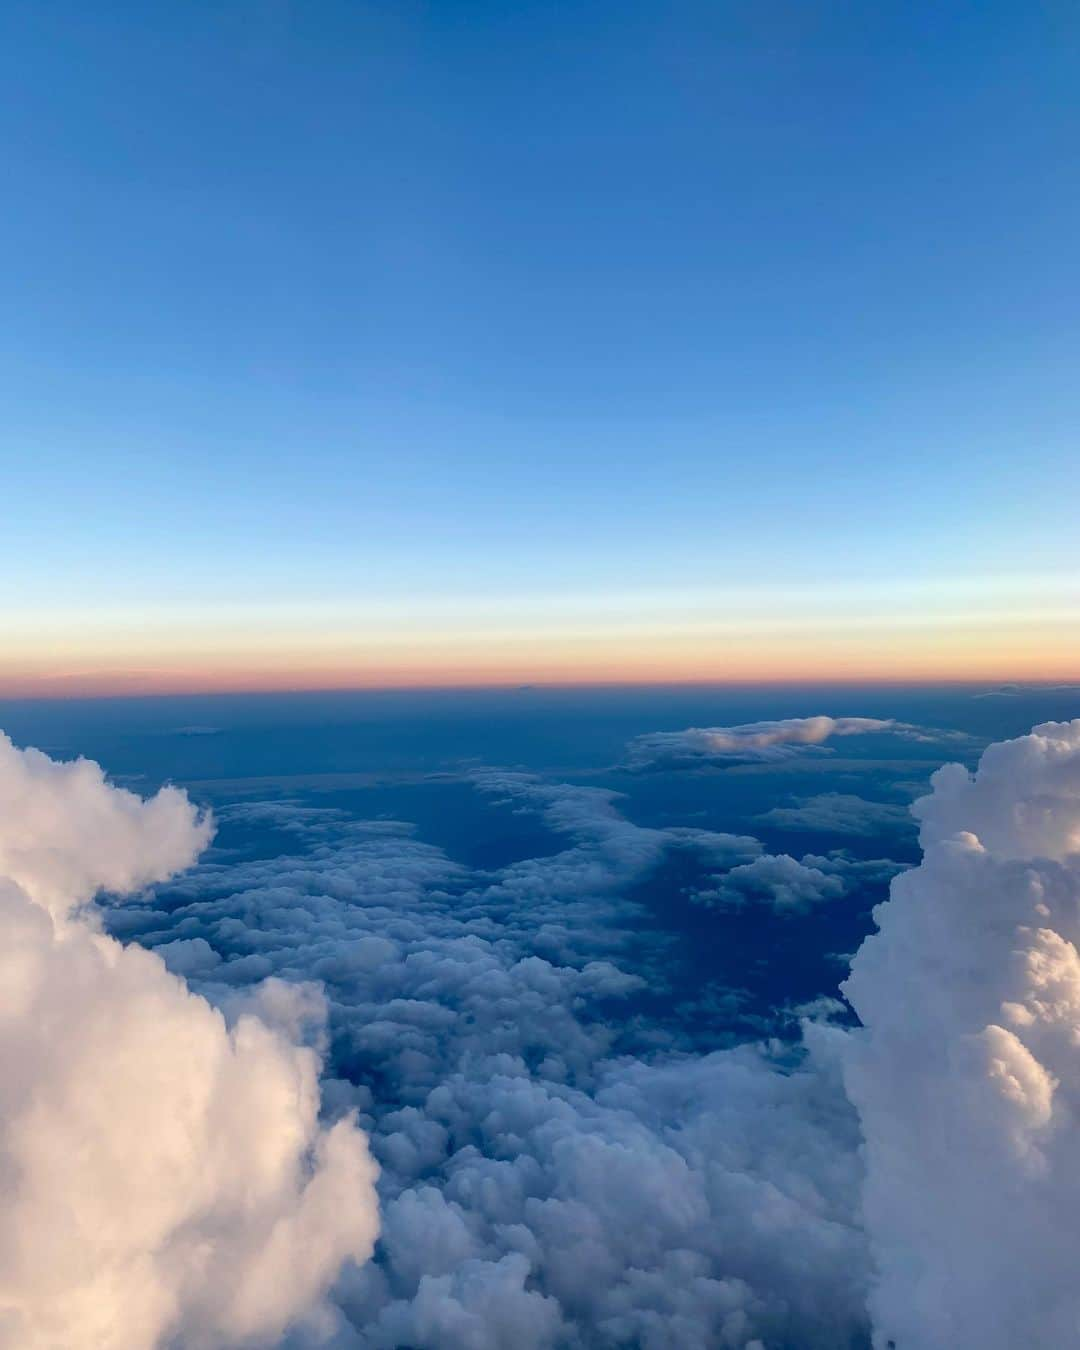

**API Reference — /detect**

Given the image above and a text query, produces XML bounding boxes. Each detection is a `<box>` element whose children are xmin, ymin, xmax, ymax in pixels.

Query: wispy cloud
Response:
<box><xmin>757</xmin><ymin>792</ymin><xmax>915</xmax><ymax>836</ymax></box>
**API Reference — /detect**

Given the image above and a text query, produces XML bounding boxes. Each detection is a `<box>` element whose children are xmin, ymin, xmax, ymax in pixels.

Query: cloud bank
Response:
<box><xmin>624</xmin><ymin>715</ymin><xmax>948</xmax><ymax>769</ymax></box>
<box><xmin>0</xmin><ymin>734</ymin><xmax>379</xmax><ymax>1350</ymax></box>
<box><xmin>11</xmin><ymin>714</ymin><xmax>1080</xmax><ymax>1348</ymax></box>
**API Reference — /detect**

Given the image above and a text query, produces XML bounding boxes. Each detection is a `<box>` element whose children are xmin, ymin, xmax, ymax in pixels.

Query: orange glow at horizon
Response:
<box><xmin>3</xmin><ymin>617</ymin><xmax>1079</xmax><ymax>699</ymax></box>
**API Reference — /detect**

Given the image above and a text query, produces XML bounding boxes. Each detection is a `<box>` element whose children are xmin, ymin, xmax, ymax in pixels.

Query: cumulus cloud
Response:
<box><xmin>0</xmin><ymin>733</ymin><xmax>215</xmax><ymax>920</ymax></box>
<box><xmin>346</xmin><ymin>1033</ymin><xmax>869</xmax><ymax>1350</ymax></box>
<box><xmin>0</xmin><ymin>734</ymin><xmax>379</xmax><ymax>1350</ymax></box>
<box><xmin>693</xmin><ymin>853</ymin><xmax>846</xmax><ymax>912</ymax></box>
<box><xmin>756</xmin><ymin>791</ymin><xmax>914</xmax><ymax>836</ymax></box>
<box><xmin>109</xmin><ymin>766</ymin><xmax>873</xmax><ymax>1348</ymax></box>
<box><xmin>690</xmin><ymin>849</ymin><xmax>905</xmax><ymax>914</ymax></box>
<box><xmin>843</xmin><ymin>719</ymin><xmax>1080</xmax><ymax>1349</ymax></box>
<box><xmin>25</xmin><ymin>707</ymin><xmax>1077</xmax><ymax>1349</ymax></box>
<box><xmin>624</xmin><ymin>715</ymin><xmax>951</xmax><ymax>770</ymax></box>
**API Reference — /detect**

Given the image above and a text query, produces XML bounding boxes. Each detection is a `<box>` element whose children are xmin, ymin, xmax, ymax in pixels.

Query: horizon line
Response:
<box><xmin>1</xmin><ymin>672</ymin><xmax>1077</xmax><ymax>705</ymax></box>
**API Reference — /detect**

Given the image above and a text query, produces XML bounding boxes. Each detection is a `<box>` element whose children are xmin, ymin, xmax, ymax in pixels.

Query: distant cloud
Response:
<box><xmin>692</xmin><ymin>850</ymin><xmax>906</xmax><ymax>914</ymax></box>
<box><xmin>624</xmin><ymin>715</ymin><xmax>958</xmax><ymax>770</ymax></box>
<box><xmin>757</xmin><ymin>792</ymin><xmax>914</xmax><ymax>836</ymax></box>
<box><xmin>974</xmin><ymin>682</ymin><xmax>1080</xmax><ymax>698</ymax></box>
<box><xmin>694</xmin><ymin>852</ymin><xmax>846</xmax><ymax>912</ymax></box>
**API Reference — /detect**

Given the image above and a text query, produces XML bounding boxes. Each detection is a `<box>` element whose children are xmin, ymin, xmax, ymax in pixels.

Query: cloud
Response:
<box><xmin>24</xmin><ymin>710</ymin><xmax>1080</xmax><ymax>1348</ymax></box>
<box><xmin>973</xmin><ymin>683</ymin><xmax>1080</xmax><ymax>698</ymax></box>
<box><xmin>624</xmin><ymin>715</ymin><xmax>953</xmax><ymax>770</ymax></box>
<box><xmin>756</xmin><ymin>792</ymin><xmax>914</xmax><ymax>836</ymax></box>
<box><xmin>690</xmin><ymin>848</ymin><xmax>906</xmax><ymax>914</ymax></box>
<box><xmin>109</xmin><ymin>766</ymin><xmax>871</xmax><ymax>1348</ymax></box>
<box><xmin>346</xmin><ymin>1034</ymin><xmax>869</xmax><ymax>1350</ymax></box>
<box><xmin>693</xmin><ymin>853</ymin><xmax>846</xmax><ymax>912</ymax></box>
<box><xmin>0</xmin><ymin>734</ymin><xmax>379</xmax><ymax>1350</ymax></box>
<box><xmin>0</xmin><ymin>732</ymin><xmax>215</xmax><ymax>920</ymax></box>
<box><xmin>843</xmin><ymin>719</ymin><xmax>1080</xmax><ymax>1348</ymax></box>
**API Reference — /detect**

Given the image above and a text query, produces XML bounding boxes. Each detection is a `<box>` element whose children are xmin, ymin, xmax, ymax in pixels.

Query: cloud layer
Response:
<box><xmin>10</xmin><ymin>713</ymin><xmax>1080</xmax><ymax>1348</ymax></box>
<box><xmin>624</xmin><ymin>715</ymin><xmax>946</xmax><ymax>769</ymax></box>
<box><xmin>113</xmin><ymin>766</ymin><xmax>873</xmax><ymax>1347</ymax></box>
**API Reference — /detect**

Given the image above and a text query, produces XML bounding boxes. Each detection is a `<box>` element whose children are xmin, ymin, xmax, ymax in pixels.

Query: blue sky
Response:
<box><xmin>2</xmin><ymin>0</ymin><xmax>1078</xmax><ymax>688</ymax></box>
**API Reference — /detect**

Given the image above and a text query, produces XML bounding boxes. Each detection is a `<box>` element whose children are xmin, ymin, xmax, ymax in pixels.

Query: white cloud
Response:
<box><xmin>0</xmin><ymin>732</ymin><xmax>215</xmax><ymax>920</ymax></box>
<box><xmin>694</xmin><ymin>853</ymin><xmax>846</xmax><ymax>912</ymax></box>
<box><xmin>0</xmin><ymin>734</ymin><xmax>379</xmax><ymax>1350</ymax></box>
<box><xmin>844</xmin><ymin>719</ymin><xmax>1080</xmax><ymax>1348</ymax></box>
<box><xmin>624</xmin><ymin>715</ymin><xmax>951</xmax><ymax>770</ymax></box>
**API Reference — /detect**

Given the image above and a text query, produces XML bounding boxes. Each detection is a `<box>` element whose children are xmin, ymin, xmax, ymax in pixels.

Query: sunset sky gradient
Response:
<box><xmin>3</xmin><ymin>0</ymin><xmax>1077</xmax><ymax>696</ymax></box>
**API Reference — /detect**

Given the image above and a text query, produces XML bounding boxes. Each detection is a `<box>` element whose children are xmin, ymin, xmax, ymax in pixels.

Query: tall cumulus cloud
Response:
<box><xmin>844</xmin><ymin>719</ymin><xmax>1080</xmax><ymax>1349</ymax></box>
<box><xmin>0</xmin><ymin>734</ymin><xmax>379</xmax><ymax>1350</ymax></box>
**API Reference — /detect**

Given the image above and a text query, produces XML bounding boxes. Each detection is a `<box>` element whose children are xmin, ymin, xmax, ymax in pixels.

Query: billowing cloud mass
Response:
<box><xmin>12</xmin><ymin>712</ymin><xmax>1080</xmax><ymax>1349</ymax></box>
<box><xmin>624</xmin><ymin>715</ymin><xmax>947</xmax><ymax>769</ymax></box>
<box><xmin>844</xmin><ymin>719</ymin><xmax>1080</xmax><ymax>1349</ymax></box>
<box><xmin>0</xmin><ymin>734</ymin><xmax>379</xmax><ymax>1350</ymax></box>
<box><xmin>109</xmin><ymin>766</ymin><xmax>870</xmax><ymax>1348</ymax></box>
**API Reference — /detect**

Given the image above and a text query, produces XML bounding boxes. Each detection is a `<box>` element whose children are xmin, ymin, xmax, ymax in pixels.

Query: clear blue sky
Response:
<box><xmin>2</xmin><ymin>1</ymin><xmax>1078</xmax><ymax>688</ymax></box>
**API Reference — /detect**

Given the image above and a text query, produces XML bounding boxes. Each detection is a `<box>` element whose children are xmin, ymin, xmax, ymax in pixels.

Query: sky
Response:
<box><xmin>3</xmin><ymin>0</ymin><xmax>1078</xmax><ymax>694</ymax></box>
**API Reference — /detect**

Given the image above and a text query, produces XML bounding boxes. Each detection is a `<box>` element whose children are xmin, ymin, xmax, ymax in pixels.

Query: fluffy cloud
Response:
<box><xmin>756</xmin><ymin>791</ymin><xmax>913</xmax><ymax>836</ymax></box>
<box><xmin>0</xmin><ymin>734</ymin><xmax>379</xmax><ymax>1350</ymax></box>
<box><xmin>346</xmin><ymin>1033</ymin><xmax>869</xmax><ymax>1350</ymax></box>
<box><xmin>693</xmin><ymin>853</ymin><xmax>846</xmax><ymax>912</ymax></box>
<box><xmin>109</xmin><ymin>767</ymin><xmax>871</xmax><ymax>1348</ymax></box>
<box><xmin>624</xmin><ymin>715</ymin><xmax>948</xmax><ymax>770</ymax></box>
<box><xmin>843</xmin><ymin>719</ymin><xmax>1080</xmax><ymax>1348</ymax></box>
<box><xmin>691</xmin><ymin>849</ymin><xmax>905</xmax><ymax>914</ymax></box>
<box><xmin>21</xmin><ymin>709</ymin><xmax>1076</xmax><ymax>1349</ymax></box>
<box><xmin>0</xmin><ymin>733</ymin><xmax>215</xmax><ymax>920</ymax></box>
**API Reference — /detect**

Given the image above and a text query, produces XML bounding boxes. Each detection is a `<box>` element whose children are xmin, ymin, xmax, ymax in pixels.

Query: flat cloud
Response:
<box><xmin>624</xmin><ymin>715</ymin><xmax>956</xmax><ymax>770</ymax></box>
<box><xmin>756</xmin><ymin>791</ymin><xmax>915</xmax><ymax>836</ymax></box>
